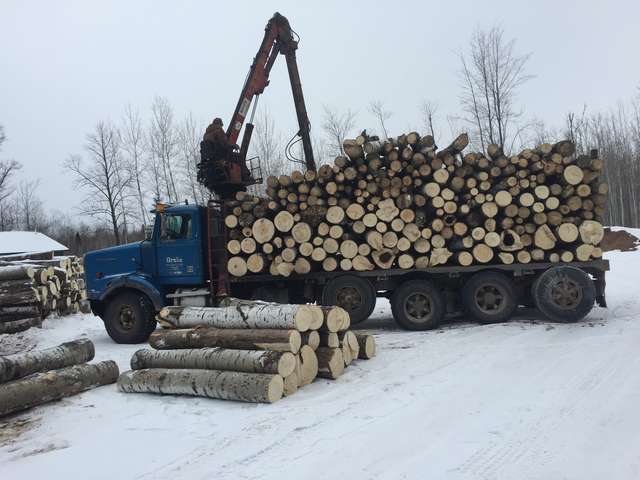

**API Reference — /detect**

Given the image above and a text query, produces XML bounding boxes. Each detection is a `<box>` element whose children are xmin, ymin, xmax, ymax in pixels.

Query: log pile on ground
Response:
<box><xmin>0</xmin><ymin>338</ymin><xmax>119</xmax><ymax>417</ymax></box>
<box><xmin>0</xmin><ymin>254</ymin><xmax>88</xmax><ymax>334</ymax></box>
<box><xmin>223</xmin><ymin>133</ymin><xmax>606</xmax><ymax>276</ymax></box>
<box><xmin>117</xmin><ymin>300</ymin><xmax>376</xmax><ymax>404</ymax></box>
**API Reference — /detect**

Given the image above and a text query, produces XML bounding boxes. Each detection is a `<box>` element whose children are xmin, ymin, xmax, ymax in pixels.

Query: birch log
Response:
<box><xmin>0</xmin><ymin>361</ymin><xmax>119</xmax><ymax>417</ymax></box>
<box><xmin>117</xmin><ymin>368</ymin><xmax>283</xmax><ymax>404</ymax></box>
<box><xmin>0</xmin><ymin>338</ymin><xmax>95</xmax><ymax>383</ymax></box>
<box><xmin>130</xmin><ymin>348</ymin><xmax>296</xmax><ymax>377</ymax></box>
<box><xmin>148</xmin><ymin>328</ymin><xmax>302</xmax><ymax>354</ymax></box>
<box><xmin>158</xmin><ymin>305</ymin><xmax>313</xmax><ymax>332</ymax></box>
<box><xmin>339</xmin><ymin>331</ymin><xmax>360</xmax><ymax>362</ymax></box>
<box><xmin>354</xmin><ymin>333</ymin><xmax>376</xmax><ymax>359</ymax></box>
<box><xmin>0</xmin><ymin>317</ymin><xmax>41</xmax><ymax>334</ymax></box>
<box><xmin>216</xmin><ymin>297</ymin><xmax>324</xmax><ymax>327</ymax></box>
<box><xmin>300</xmin><ymin>330</ymin><xmax>320</xmax><ymax>350</ymax></box>
<box><xmin>316</xmin><ymin>347</ymin><xmax>345</xmax><ymax>379</ymax></box>
<box><xmin>297</xmin><ymin>345</ymin><xmax>318</xmax><ymax>386</ymax></box>
<box><xmin>0</xmin><ymin>265</ymin><xmax>35</xmax><ymax>281</ymax></box>
<box><xmin>283</xmin><ymin>372</ymin><xmax>299</xmax><ymax>396</ymax></box>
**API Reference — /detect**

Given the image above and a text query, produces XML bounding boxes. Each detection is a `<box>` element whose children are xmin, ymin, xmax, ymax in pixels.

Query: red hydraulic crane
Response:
<box><xmin>198</xmin><ymin>12</ymin><xmax>316</xmax><ymax>198</ymax></box>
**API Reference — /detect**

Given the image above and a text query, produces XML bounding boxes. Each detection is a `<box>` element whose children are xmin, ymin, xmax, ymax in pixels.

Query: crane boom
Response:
<box><xmin>227</xmin><ymin>12</ymin><xmax>315</xmax><ymax>172</ymax></box>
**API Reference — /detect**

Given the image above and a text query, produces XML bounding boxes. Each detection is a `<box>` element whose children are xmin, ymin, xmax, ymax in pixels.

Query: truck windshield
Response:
<box><xmin>160</xmin><ymin>214</ymin><xmax>192</xmax><ymax>241</ymax></box>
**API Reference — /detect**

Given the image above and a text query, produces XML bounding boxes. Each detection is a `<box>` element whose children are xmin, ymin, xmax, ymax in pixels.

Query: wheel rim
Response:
<box><xmin>549</xmin><ymin>276</ymin><xmax>583</xmax><ymax>309</ymax></box>
<box><xmin>118</xmin><ymin>305</ymin><xmax>136</xmax><ymax>330</ymax></box>
<box><xmin>474</xmin><ymin>284</ymin><xmax>505</xmax><ymax>314</ymax></box>
<box><xmin>336</xmin><ymin>286</ymin><xmax>362</xmax><ymax>313</ymax></box>
<box><xmin>404</xmin><ymin>292</ymin><xmax>433</xmax><ymax>323</ymax></box>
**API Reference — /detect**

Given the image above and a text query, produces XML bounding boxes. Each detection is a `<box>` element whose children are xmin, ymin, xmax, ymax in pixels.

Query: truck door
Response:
<box><xmin>155</xmin><ymin>212</ymin><xmax>203</xmax><ymax>285</ymax></box>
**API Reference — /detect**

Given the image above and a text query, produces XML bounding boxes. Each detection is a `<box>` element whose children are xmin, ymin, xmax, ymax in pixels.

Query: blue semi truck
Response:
<box><xmin>84</xmin><ymin>201</ymin><xmax>609</xmax><ymax>344</ymax></box>
<box><xmin>82</xmin><ymin>13</ymin><xmax>609</xmax><ymax>343</ymax></box>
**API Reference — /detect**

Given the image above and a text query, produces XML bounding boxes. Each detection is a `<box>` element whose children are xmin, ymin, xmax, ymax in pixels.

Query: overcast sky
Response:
<box><xmin>1</xmin><ymin>0</ymin><xmax>639</xmax><ymax>216</ymax></box>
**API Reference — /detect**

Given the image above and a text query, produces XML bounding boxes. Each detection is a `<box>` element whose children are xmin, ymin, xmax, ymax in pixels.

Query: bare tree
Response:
<box><xmin>322</xmin><ymin>106</ymin><xmax>356</xmax><ymax>156</ymax></box>
<box><xmin>312</xmin><ymin>134</ymin><xmax>331</xmax><ymax>168</ymax></box>
<box><xmin>0</xmin><ymin>125</ymin><xmax>23</xmax><ymax>231</ymax></box>
<box><xmin>149</xmin><ymin>96</ymin><xmax>179</xmax><ymax>202</ymax></box>
<box><xmin>16</xmin><ymin>179</ymin><xmax>44</xmax><ymax>231</ymax></box>
<box><xmin>65</xmin><ymin>121</ymin><xmax>132</xmax><ymax>245</ymax></box>
<box><xmin>420</xmin><ymin>100</ymin><xmax>439</xmax><ymax>140</ymax></box>
<box><xmin>369</xmin><ymin>101</ymin><xmax>392</xmax><ymax>139</ymax></box>
<box><xmin>121</xmin><ymin>104</ymin><xmax>149</xmax><ymax>225</ymax></box>
<box><xmin>0</xmin><ymin>159</ymin><xmax>21</xmax><ymax>206</ymax></box>
<box><xmin>253</xmin><ymin>109</ymin><xmax>285</xmax><ymax>177</ymax></box>
<box><xmin>0</xmin><ymin>199</ymin><xmax>20</xmax><ymax>232</ymax></box>
<box><xmin>565</xmin><ymin>105</ymin><xmax>589</xmax><ymax>152</ymax></box>
<box><xmin>178</xmin><ymin>113</ymin><xmax>209</xmax><ymax>205</ymax></box>
<box><xmin>459</xmin><ymin>26</ymin><xmax>532</xmax><ymax>152</ymax></box>
<box><xmin>246</xmin><ymin>109</ymin><xmax>285</xmax><ymax>195</ymax></box>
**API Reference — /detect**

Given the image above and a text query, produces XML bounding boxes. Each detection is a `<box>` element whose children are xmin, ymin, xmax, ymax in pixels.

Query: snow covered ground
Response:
<box><xmin>1</xmin><ymin>247</ymin><xmax>640</xmax><ymax>480</ymax></box>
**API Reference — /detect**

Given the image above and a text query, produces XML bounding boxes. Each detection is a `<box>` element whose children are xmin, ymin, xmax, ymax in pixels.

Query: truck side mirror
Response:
<box><xmin>144</xmin><ymin>224</ymin><xmax>154</xmax><ymax>241</ymax></box>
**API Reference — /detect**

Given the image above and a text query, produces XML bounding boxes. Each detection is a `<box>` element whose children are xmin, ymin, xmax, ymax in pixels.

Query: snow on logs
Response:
<box><xmin>0</xmin><ymin>338</ymin><xmax>117</xmax><ymax>417</ymax></box>
<box><xmin>223</xmin><ymin>135</ymin><xmax>606</xmax><ymax>276</ymax></box>
<box><xmin>0</xmin><ymin>338</ymin><xmax>95</xmax><ymax>383</ymax></box>
<box><xmin>0</xmin><ymin>254</ymin><xmax>89</xmax><ymax>334</ymax></box>
<box><xmin>120</xmin><ymin>300</ymin><xmax>376</xmax><ymax>404</ymax></box>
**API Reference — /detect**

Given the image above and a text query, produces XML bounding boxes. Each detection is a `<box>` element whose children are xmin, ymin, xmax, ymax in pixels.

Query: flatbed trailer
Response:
<box><xmin>229</xmin><ymin>255</ymin><xmax>609</xmax><ymax>330</ymax></box>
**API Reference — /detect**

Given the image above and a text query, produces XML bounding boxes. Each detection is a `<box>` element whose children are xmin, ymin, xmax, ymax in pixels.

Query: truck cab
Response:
<box><xmin>85</xmin><ymin>203</ymin><xmax>211</xmax><ymax>343</ymax></box>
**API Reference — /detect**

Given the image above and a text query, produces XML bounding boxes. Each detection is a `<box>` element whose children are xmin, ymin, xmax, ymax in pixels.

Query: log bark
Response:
<box><xmin>0</xmin><ymin>265</ymin><xmax>35</xmax><ymax>281</ymax></box>
<box><xmin>148</xmin><ymin>327</ymin><xmax>302</xmax><ymax>353</ymax></box>
<box><xmin>130</xmin><ymin>348</ymin><xmax>296</xmax><ymax>377</ymax></box>
<box><xmin>0</xmin><ymin>317</ymin><xmax>41</xmax><ymax>333</ymax></box>
<box><xmin>0</xmin><ymin>338</ymin><xmax>94</xmax><ymax>383</ymax></box>
<box><xmin>118</xmin><ymin>368</ymin><xmax>283</xmax><ymax>404</ymax></box>
<box><xmin>0</xmin><ymin>361</ymin><xmax>118</xmax><ymax>417</ymax></box>
<box><xmin>158</xmin><ymin>305</ymin><xmax>314</xmax><ymax>332</ymax></box>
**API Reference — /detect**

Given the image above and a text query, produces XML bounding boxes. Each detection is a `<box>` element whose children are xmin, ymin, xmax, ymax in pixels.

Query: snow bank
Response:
<box><xmin>0</xmin><ymin>248</ymin><xmax>639</xmax><ymax>479</ymax></box>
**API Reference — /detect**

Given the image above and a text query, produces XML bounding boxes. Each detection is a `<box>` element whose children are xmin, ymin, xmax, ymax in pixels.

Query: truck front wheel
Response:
<box><xmin>322</xmin><ymin>275</ymin><xmax>376</xmax><ymax>324</ymax></box>
<box><xmin>104</xmin><ymin>291</ymin><xmax>157</xmax><ymax>344</ymax></box>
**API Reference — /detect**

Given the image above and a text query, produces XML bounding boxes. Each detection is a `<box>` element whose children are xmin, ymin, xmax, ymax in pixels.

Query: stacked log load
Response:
<box><xmin>0</xmin><ymin>339</ymin><xmax>118</xmax><ymax>417</ymax></box>
<box><xmin>117</xmin><ymin>300</ymin><xmax>376</xmax><ymax>404</ymax></box>
<box><xmin>0</xmin><ymin>255</ymin><xmax>89</xmax><ymax>334</ymax></box>
<box><xmin>223</xmin><ymin>133</ymin><xmax>606</xmax><ymax>276</ymax></box>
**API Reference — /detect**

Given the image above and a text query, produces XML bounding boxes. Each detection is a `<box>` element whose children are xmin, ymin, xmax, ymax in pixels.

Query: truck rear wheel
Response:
<box><xmin>462</xmin><ymin>271</ymin><xmax>517</xmax><ymax>324</ymax></box>
<box><xmin>104</xmin><ymin>291</ymin><xmax>157</xmax><ymax>344</ymax></box>
<box><xmin>532</xmin><ymin>266</ymin><xmax>595</xmax><ymax>323</ymax></box>
<box><xmin>322</xmin><ymin>275</ymin><xmax>376</xmax><ymax>324</ymax></box>
<box><xmin>391</xmin><ymin>280</ymin><xmax>445</xmax><ymax>331</ymax></box>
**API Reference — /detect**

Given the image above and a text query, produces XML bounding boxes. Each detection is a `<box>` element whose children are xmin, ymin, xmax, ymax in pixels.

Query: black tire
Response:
<box><xmin>391</xmin><ymin>280</ymin><xmax>445</xmax><ymax>331</ymax></box>
<box><xmin>532</xmin><ymin>266</ymin><xmax>596</xmax><ymax>323</ymax></box>
<box><xmin>462</xmin><ymin>271</ymin><xmax>518</xmax><ymax>324</ymax></box>
<box><xmin>104</xmin><ymin>291</ymin><xmax>157</xmax><ymax>344</ymax></box>
<box><xmin>322</xmin><ymin>275</ymin><xmax>376</xmax><ymax>324</ymax></box>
